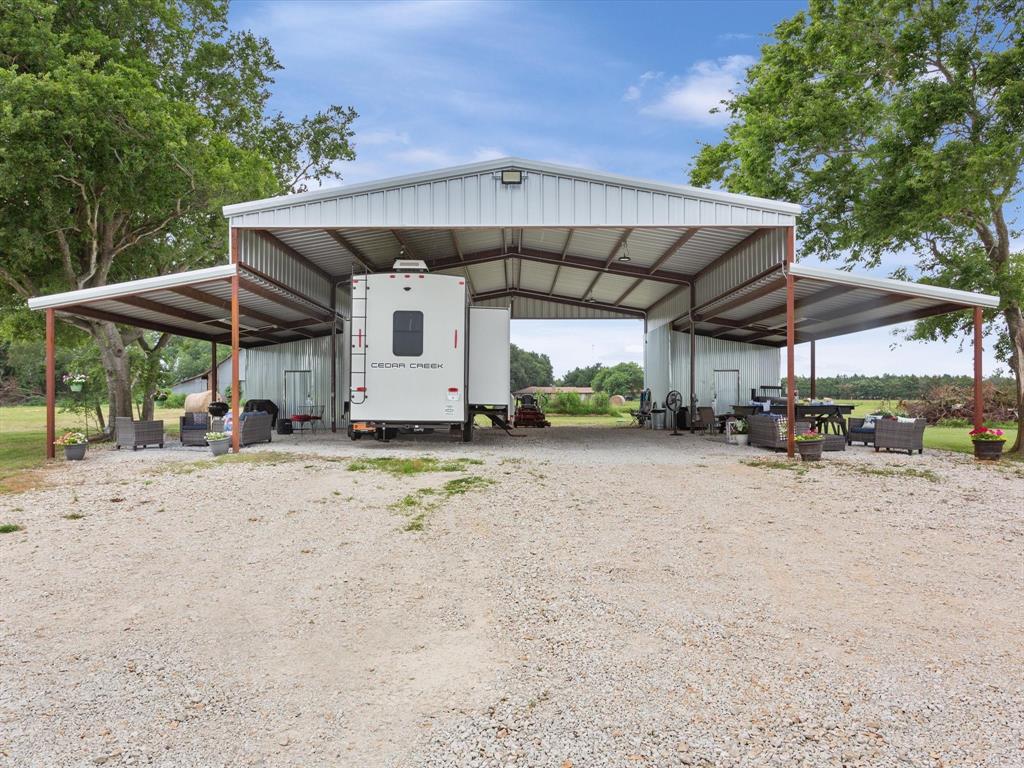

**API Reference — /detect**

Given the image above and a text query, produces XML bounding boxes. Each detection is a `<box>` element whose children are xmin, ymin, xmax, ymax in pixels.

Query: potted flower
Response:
<box><xmin>732</xmin><ymin>419</ymin><xmax>749</xmax><ymax>447</ymax></box>
<box><xmin>54</xmin><ymin>430</ymin><xmax>88</xmax><ymax>461</ymax></box>
<box><xmin>205</xmin><ymin>431</ymin><xmax>231</xmax><ymax>456</ymax></box>
<box><xmin>153</xmin><ymin>388</ymin><xmax>170</xmax><ymax>403</ymax></box>
<box><xmin>794</xmin><ymin>430</ymin><xmax>825</xmax><ymax>461</ymax></box>
<box><xmin>970</xmin><ymin>427</ymin><xmax>1006</xmax><ymax>461</ymax></box>
<box><xmin>62</xmin><ymin>372</ymin><xmax>87</xmax><ymax>393</ymax></box>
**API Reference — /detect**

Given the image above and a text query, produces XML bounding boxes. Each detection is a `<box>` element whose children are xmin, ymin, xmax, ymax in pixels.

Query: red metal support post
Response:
<box><xmin>330</xmin><ymin>283</ymin><xmax>338</xmax><ymax>433</ymax></box>
<box><xmin>210</xmin><ymin>342</ymin><xmax>218</xmax><ymax>398</ymax></box>
<box><xmin>810</xmin><ymin>340</ymin><xmax>816</xmax><ymax>400</ymax></box>
<box><xmin>785</xmin><ymin>227</ymin><xmax>796</xmax><ymax>458</ymax></box>
<box><xmin>973</xmin><ymin>306</ymin><xmax>983</xmax><ymax>430</ymax></box>
<box><xmin>45</xmin><ymin>309</ymin><xmax>56</xmax><ymax>459</ymax></box>
<box><xmin>230</xmin><ymin>229</ymin><xmax>241</xmax><ymax>454</ymax></box>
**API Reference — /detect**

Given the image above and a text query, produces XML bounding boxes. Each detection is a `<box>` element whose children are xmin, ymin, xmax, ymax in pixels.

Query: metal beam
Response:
<box><xmin>450</xmin><ymin>230</ymin><xmax>476</xmax><ymax>295</ymax></box>
<box><xmin>472</xmin><ymin>288</ymin><xmax>646</xmax><ymax>319</ymax></box>
<box><xmin>694</xmin><ymin>276</ymin><xmax>788</xmax><ymax>323</ymax></box>
<box><xmin>230</xmin><ymin>231</ymin><xmax>241</xmax><ymax>454</ymax></box>
<box><xmin>613</xmin><ymin>278</ymin><xmax>644</xmax><ymax>307</ymax></box>
<box><xmin>548</xmin><ymin>229</ymin><xmax>575</xmax><ymax>295</ymax></box>
<box><xmin>692</xmin><ymin>228</ymin><xmax>772</xmax><ymax>282</ymax></box>
<box><xmin>254</xmin><ymin>229</ymin><xmax>334</xmax><ymax>282</ymax></box>
<box><xmin>603</xmin><ymin>228</ymin><xmax>635</xmax><ymax>268</ymax></box>
<box><xmin>59</xmin><ymin>304</ymin><xmax>230</xmax><ymax>344</ymax></box>
<box><xmin>114</xmin><ymin>294</ymin><xmax>286</xmax><ymax>341</ymax></box>
<box><xmin>45</xmin><ymin>309</ymin><xmax>55</xmax><ymax>459</ymax></box>
<box><xmin>785</xmin><ymin>228</ymin><xmax>796</xmax><ymax>458</ymax></box>
<box><xmin>325</xmin><ymin>230</ymin><xmax>376</xmax><ymax>273</ymax></box>
<box><xmin>431</xmin><ymin>246</ymin><xmax>693</xmax><ymax>285</ymax></box>
<box><xmin>645</xmin><ymin>284</ymin><xmax>688</xmax><ymax>313</ymax></box>
<box><xmin>798</xmin><ymin>302</ymin><xmax>968</xmax><ymax>343</ymax></box>
<box><xmin>391</xmin><ymin>229</ymin><xmax>417</xmax><ymax>259</ymax></box>
<box><xmin>974</xmin><ymin>306</ymin><xmax>983</xmax><ymax>430</ymax></box>
<box><xmin>237</xmin><ymin>275</ymin><xmax>332</xmax><ymax>321</ymax></box>
<box><xmin>237</xmin><ymin>262</ymin><xmax>335</xmax><ymax>318</ymax></box>
<box><xmin>168</xmin><ymin>285</ymin><xmax>320</xmax><ymax>333</ymax></box>
<box><xmin>648</xmin><ymin>228</ymin><xmax>698</xmax><ymax>274</ymax></box>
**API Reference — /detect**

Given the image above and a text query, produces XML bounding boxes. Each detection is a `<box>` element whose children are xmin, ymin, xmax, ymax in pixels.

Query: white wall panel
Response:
<box><xmin>226</xmin><ymin>158</ymin><xmax>799</xmax><ymax>230</ymax></box>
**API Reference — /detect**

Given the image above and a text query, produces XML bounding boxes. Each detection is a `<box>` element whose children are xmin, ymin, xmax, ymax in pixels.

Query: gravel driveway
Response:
<box><xmin>1</xmin><ymin>427</ymin><xmax>1021</xmax><ymax>767</ymax></box>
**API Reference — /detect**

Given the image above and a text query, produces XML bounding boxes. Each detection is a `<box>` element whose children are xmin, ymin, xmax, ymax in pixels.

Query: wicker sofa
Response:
<box><xmin>115</xmin><ymin>417</ymin><xmax>164</xmax><ymax>450</ymax></box>
<box><xmin>875</xmin><ymin>418</ymin><xmax>926</xmax><ymax>455</ymax></box>
<box><xmin>235</xmin><ymin>412</ymin><xmax>273</xmax><ymax>446</ymax></box>
<box><xmin>748</xmin><ymin>414</ymin><xmax>812</xmax><ymax>450</ymax></box>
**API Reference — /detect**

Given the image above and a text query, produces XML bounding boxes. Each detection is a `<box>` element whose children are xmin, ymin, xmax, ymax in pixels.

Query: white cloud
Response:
<box><xmin>640</xmin><ymin>55</ymin><xmax>755</xmax><ymax>124</ymax></box>
<box><xmin>472</xmin><ymin>147</ymin><xmax>507</xmax><ymax>162</ymax></box>
<box><xmin>356</xmin><ymin>129</ymin><xmax>411</xmax><ymax>146</ymax></box>
<box><xmin>622</xmin><ymin>71</ymin><xmax>662</xmax><ymax>101</ymax></box>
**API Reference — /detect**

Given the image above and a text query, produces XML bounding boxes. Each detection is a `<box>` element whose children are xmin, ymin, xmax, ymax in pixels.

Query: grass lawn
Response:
<box><xmin>0</xmin><ymin>405</ymin><xmax>184</xmax><ymax>492</ymax></box>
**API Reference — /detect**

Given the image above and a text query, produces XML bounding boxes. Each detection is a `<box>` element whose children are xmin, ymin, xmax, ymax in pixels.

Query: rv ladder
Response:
<box><xmin>350</xmin><ymin>275</ymin><xmax>368</xmax><ymax>404</ymax></box>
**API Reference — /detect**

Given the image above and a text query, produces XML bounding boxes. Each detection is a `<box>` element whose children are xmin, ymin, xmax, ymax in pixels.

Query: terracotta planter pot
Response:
<box><xmin>796</xmin><ymin>439</ymin><xmax>824</xmax><ymax>461</ymax></box>
<box><xmin>973</xmin><ymin>439</ymin><xmax>1005</xmax><ymax>461</ymax></box>
<box><xmin>63</xmin><ymin>444</ymin><xmax>86</xmax><ymax>461</ymax></box>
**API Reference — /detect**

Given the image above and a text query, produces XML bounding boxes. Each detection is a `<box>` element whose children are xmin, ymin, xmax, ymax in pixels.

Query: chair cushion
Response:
<box><xmin>897</xmin><ymin>416</ymin><xmax>916</xmax><ymax>423</ymax></box>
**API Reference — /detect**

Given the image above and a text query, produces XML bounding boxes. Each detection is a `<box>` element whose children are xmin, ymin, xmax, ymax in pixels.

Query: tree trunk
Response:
<box><xmin>1006</xmin><ymin>306</ymin><xmax>1024</xmax><ymax>455</ymax></box>
<box><xmin>92</xmin><ymin>320</ymin><xmax>134</xmax><ymax>431</ymax></box>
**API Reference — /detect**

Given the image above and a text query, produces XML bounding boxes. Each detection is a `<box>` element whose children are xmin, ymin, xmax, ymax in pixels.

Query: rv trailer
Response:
<box><xmin>348</xmin><ymin>260</ymin><xmax>511</xmax><ymax>441</ymax></box>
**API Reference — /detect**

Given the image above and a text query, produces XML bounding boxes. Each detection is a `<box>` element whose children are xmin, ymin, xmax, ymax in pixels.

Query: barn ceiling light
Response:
<box><xmin>500</xmin><ymin>169</ymin><xmax>523</xmax><ymax>185</ymax></box>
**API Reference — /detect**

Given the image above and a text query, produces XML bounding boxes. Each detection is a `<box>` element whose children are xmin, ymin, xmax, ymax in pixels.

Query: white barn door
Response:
<box><xmin>713</xmin><ymin>370</ymin><xmax>740</xmax><ymax>415</ymax></box>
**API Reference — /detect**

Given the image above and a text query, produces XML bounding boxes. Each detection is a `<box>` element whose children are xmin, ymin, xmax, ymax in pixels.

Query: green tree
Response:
<box><xmin>510</xmin><ymin>344</ymin><xmax>554</xmax><ymax>392</ymax></box>
<box><xmin>558</xmin><ymin>363</ymin><xmax>604</xmax><ymax>387</ymax></box>
<box><xmin>0</xmin><ymin>0</ymin><xmax>356</xmax><ymax>427</ymax></box>
<box><xmin>592</xmin><ymin>361</ymin><xmax>644</xmax><ymax>398</ymax></box>
<box><xmin>691</xmin><ymin>0</ymin><xmax>1024</xmax><ymax>452</ymax></box>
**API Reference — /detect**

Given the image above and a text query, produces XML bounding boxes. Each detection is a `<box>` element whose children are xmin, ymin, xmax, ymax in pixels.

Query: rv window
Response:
<box><xmin>393</xmin><ymin>310</ymin><xmax>424</xmax><ymax>356</ymax></box>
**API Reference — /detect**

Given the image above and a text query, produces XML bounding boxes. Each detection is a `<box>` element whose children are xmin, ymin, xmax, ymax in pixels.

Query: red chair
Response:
<box><xmin>289</xmin><ymin>411</ymin><xmax>313</xmax><ymax>433</ymax></box>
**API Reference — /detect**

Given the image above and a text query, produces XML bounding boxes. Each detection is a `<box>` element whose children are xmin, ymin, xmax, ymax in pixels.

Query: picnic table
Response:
<box><xmin>731</xmin><ymin>403</ymin><xmax>855</xmax><ymax>436</ymax></box>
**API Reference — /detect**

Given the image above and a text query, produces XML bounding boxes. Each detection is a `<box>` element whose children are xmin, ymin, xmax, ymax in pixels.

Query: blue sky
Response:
<box><xmin>230</xmin><ymin>0</ymin><xmax>1004</xmax><ymax>379</ymax></box>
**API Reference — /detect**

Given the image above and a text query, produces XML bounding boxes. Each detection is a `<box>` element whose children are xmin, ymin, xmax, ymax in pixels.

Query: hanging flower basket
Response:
<box><xmin>62</xmin><ymin>373</ymin><xmax>87</xmax><ymax>393</ymax></box>
<box><xmin>970</xmin><ymin>427</ymin><xmax>1006</xmax><ymax>461</ymax></box>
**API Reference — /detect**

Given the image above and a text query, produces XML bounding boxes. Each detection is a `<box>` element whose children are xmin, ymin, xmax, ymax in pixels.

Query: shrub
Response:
<box><xmin>161</xmin><ymin>393</ymin><xmax>187</xmax><ymax>409</ymax></box>
<box><xmin>550</xmin><ymin>392</ymin><xmax>584</xmax><ymax>414</ymax></box>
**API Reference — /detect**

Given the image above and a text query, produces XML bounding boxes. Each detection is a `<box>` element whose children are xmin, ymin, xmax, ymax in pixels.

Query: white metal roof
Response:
<box><xmin>788</xmin><ymin>264</ymin><xmax>1000</xmax><ymax>308</ymax></box>
<box><xmin>223</xmin><ymin>157</ymin><xmax>800</xmax><ymax>229</ymax></box>
<box><xmin>26</xmin><ymin>265</ymin><xmax>340</xmax><ymax>348</ymax></box>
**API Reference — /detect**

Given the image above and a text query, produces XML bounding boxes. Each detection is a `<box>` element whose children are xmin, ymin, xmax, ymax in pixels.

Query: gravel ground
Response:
<box><xmin>1</xmin><ymin>427</ymin><xmax>1021</xmax><ymax>767</ymax></box>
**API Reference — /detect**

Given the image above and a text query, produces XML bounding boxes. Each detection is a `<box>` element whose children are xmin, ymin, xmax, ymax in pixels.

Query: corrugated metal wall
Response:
<box><xmin>670</xmin><ymin>333</ymin><xmax>780</xmax><ymax>408</ymax></box>
<box><xmin>644</xmin><ymin>326</ymin><xmax>779</xmax><ymax>408</ymax></box>
<box><xmin>693</xmin><ymin>228</ymin><xmax>785</xmax><ymax>308</ymax></box>
<box><xmin>238</xmin><ymin>230</ymin><xmax>333</xmax><ymax>307</ymax></box>
<box><xmin>243</xmin><ymin>336</ymin><xmax>344</xmax><ymax>422</ymax></box>
<box><xmin>228</xmin><ymin>166</ymin><xmax>797</xmax><ymax>230</ymax></box>
<box><xmin>647</xmin><ymin>289</ymin><xmax>689</xmax><ymax>331</ymax></box>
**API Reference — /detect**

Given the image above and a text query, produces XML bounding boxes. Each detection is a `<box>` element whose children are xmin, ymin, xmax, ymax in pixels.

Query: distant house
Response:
<box><xmin>169</xmin><ymin>351</ymin><xmax>245</xmax><ymax>396</ymax></box>
<box><xmin>514</xmin><ymin>386</ymin><xmax>594</xmax><ymax>401</ymax></box>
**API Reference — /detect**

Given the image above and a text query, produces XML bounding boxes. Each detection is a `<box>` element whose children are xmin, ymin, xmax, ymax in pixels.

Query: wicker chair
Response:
<box><xmin>179</xmin><ymin>412</ymin><xmax>212</xmax><ymax>446</ymax></box>
<box><xmin>690</xmin><ymin>406</ymin><xmax>716</xmax><ymax>434</ymax></box>
<box><xmin>115</xmin><ymin>417</ymin><xmax>164</xmax><ymax>450</ymax></box>
<box><xmin>847</xmin><ymin>417</ymin><xmax>875</xmax><ymax>446</ymax></box>
<box><xmin>875</xmin><ymin>418</ymin><xmax>926</xmax><ymax>455</ymax></box>
<box><xmin>748</xmin><ymin>414</ymin><xmax>812</xmax><ymax>450</ymax></box>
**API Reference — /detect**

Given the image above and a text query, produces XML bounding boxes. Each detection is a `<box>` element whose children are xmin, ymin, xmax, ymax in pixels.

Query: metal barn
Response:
<box><xmin>28</xmin><ymin>158</ymin><xmax>999</xmax><ymax>456</ymax></box>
